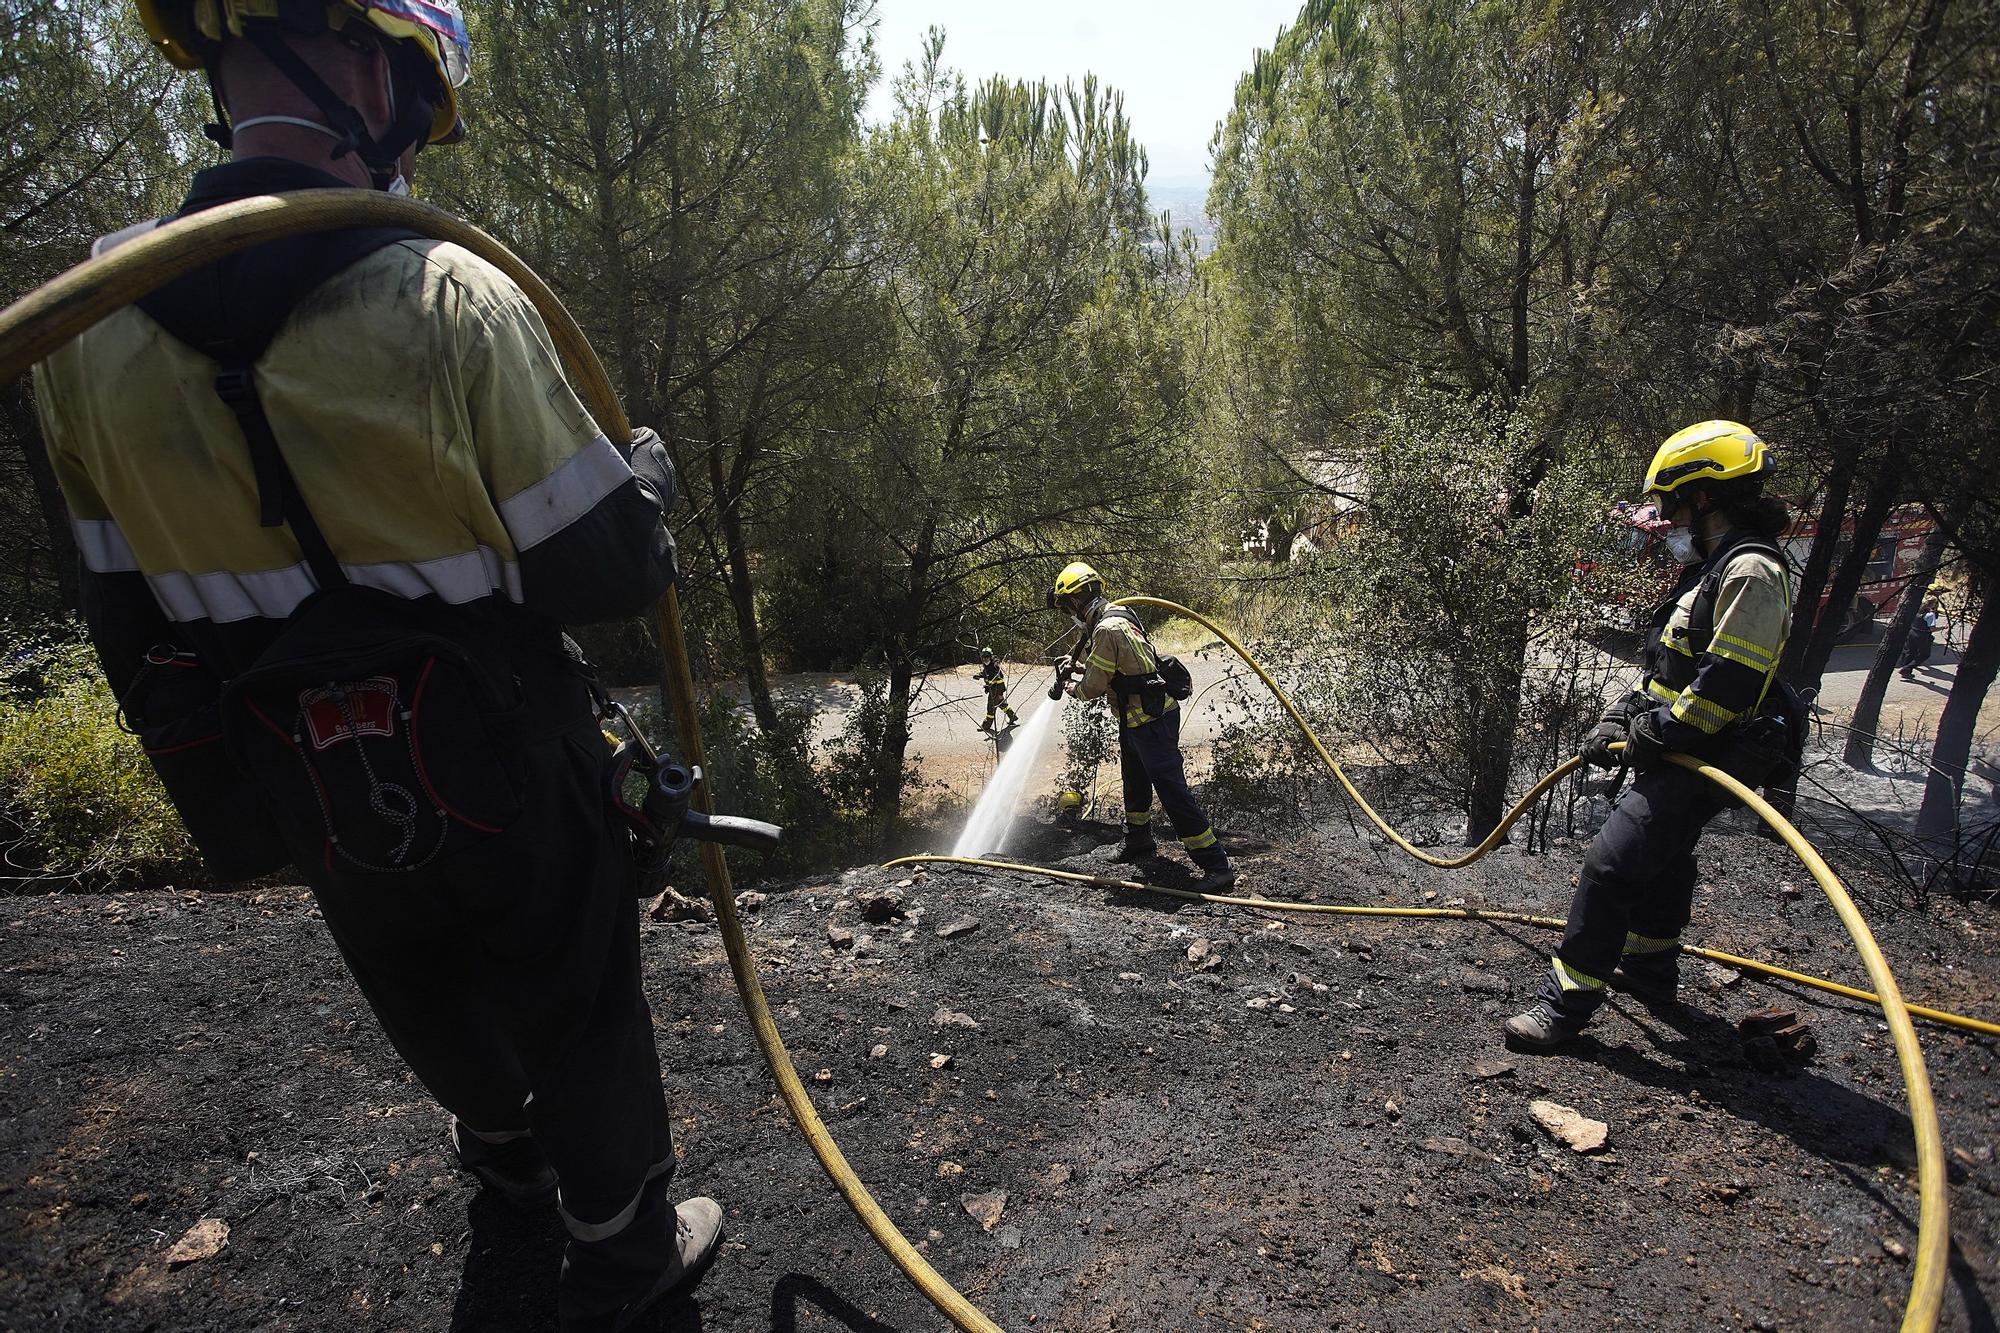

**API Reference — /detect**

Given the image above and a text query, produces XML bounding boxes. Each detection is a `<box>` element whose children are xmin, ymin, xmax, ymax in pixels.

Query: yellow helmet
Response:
<box><xmin>1644</xmin><ymin>420</ymin><xmax>1773</xmax><ymax>498</ymax></box>
<box><xmin>135</xmin><ymin>0</ymin><xmax>470</xmax><ymax>147</ymax></box>
<box><xmin>1051</xmin><ymin>561</ymin><xmax>1104</xmax><ymax>601</ymax></box>
<box><xmin>1056</xmin><ymin>789</ymin><xmax>1084</xmax><ymax>814</ymax></box>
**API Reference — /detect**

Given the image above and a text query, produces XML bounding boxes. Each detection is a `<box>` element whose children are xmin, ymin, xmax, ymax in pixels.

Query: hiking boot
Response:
<box><xmin>1610</xmin><ymin>954</ymin><xmax>1680</xmax><ymax>1006</ymax></box>
<box><xmin>977</xmin><ymin>718</ymin><xmax>995</xmax><ymax>733</ymax></box>
<box><xmin>450</xmin><ymin>1118</ymin><xmax>557</xmax><ymax>1208</ymax></box>
<box><xmin>608</xmin><ymin>1197</ymin><xmax>724</xmax><ymax>1332</ymax></box>
<box><xmin>1111</xmin><ymin>832</ymin><xmax>1157</xmax><ymax>863</ymax></box>
<box><xmin>1503</xmin><ymin>999</ymin><xmax>1593</xmax><ymax>1049</ymax></box>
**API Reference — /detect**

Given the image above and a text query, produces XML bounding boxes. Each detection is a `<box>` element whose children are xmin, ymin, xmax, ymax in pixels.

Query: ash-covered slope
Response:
<box><xmin>1</xmin><ymin>812</ymin><xmax>1995</xmax><ymax>1331</ymax></box>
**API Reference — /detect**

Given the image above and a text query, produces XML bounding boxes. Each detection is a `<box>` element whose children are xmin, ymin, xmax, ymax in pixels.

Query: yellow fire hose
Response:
<box><xmin>879</xmin><ymin>855</ymin><xmax>2000</xmax><ymax>1040</ymax></box>
<box><xmin>0</xmin><ymin>191</ymin><xmax>1000</xmax><ymax>1333</ymax></box>
<box><xmin>892</xmin><ymin>596</ymin><xmax>1957</xmax><ymax>1332</ymax></box>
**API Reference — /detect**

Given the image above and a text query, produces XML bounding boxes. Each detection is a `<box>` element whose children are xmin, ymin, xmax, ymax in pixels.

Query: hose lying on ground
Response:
<box><xmin>879</xmin><ymin>854</ymin><xmax>2000</xmax><ymax>1040</ymax></box>
<box><xmin>893</xmin><ymin>595</ymin><xmax>1956</xmax><ymax>1333</ymax></box>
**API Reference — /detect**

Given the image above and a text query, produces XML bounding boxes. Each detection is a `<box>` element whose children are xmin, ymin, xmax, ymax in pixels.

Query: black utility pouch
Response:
<box><xmin>1717</xmin><ymin>715</ymin><xmax>1789</xmax><ymax>794</ymax></box>
<box><xmin>121</xmin><ymin>647</ymin><xmax>290</xmax><ymax>882</ymax></box>
<box><xmin>1157</xmin><ymin>654</ymin><xmax>1194</xmax><ymax>701</ymax></box>
<box><xmin>221</xmin><ymin>588</ymin><xmax>525</xmax><ymax>877</ymax></box>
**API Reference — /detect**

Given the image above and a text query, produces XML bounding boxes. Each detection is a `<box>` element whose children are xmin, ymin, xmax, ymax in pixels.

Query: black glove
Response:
<box><xmin>1623</xmin><ymin>708</ymin><xmax>1668</xmax><ymax>773</ymax></box>
<box><xmin>1580</xmin><ymin>717</ymin><xmax>1628</xmax><ymax>770</ymax></box>
<box><xmin>627</xmin><ymin>427</ymin><xmax>677</xmax><ymax>513</ymax></box>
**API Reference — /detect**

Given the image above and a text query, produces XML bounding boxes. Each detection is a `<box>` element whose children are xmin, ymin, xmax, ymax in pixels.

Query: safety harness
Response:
<box><xmin>137</xmin><ymin>222</ymin><xmax>419</xmax><ymax>588</ymax></box>
<box><xmin>1095</xmin><ymin>606</ymin><xmax>1193</xmax><ymax>722</ymax></box>
<box><xmin>1640</xmin><ymin>533</ymin><xmax>1808</xmax><ymax>786</ymax></box>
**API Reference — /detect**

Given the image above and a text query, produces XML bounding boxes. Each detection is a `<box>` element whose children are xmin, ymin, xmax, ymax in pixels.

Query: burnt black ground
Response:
<box><xmin>2</xmin><ymin>804</ymin><xmax>1998</xmax><ymax>1332</ymax></box>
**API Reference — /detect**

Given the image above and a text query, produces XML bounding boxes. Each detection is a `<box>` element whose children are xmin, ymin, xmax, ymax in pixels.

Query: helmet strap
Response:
<box><xmin>243</xmin><ymin>28</ymin><xmax>435</xmax><ymax>190</ymax></box>
<box><xmin>1682</xmin><ymin>489</ymin><xmax>1720</xmax><ymax>558</ymax></box>
<box><xmin>201</xmin><ymin>73</ymin><xmax>235</xmax><ymax>149</ymax></box>
<box><xmin>232</xmin><ymin>113</ymin><xmax>348</xmax><ymax>140</ymax></box>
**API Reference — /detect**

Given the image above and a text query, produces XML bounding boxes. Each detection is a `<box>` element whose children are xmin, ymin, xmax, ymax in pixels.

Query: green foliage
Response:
<box><xmin>568</xmin><ymin>616</ymin><xmax>663</xmax><ymax>688</ymax></box>
<box><xmin>0</xmin><ymin>636</ymin><xmax>199</xmax><ymax>888</ymax></box>
<box><xmin>667</xmin><ymin>692</ymin><xmax>848</xmax><ymax>878</ymax></box>
<box><xmin>3</xmin><ymin>3</ymin><xmax>207</xmax><ymax>629</ymax></box>
<box><xmin>1204</xmin><ymin>392</ymin><xmax>1630</xmax><ymax>832</ymax></box>
<box><xmin>1056</xmin><ymin>696</ymin><xmax>1118</xmax><ymax>812</ymax></box>
<box><xmin>636</xmin><ymin>667</ymin><xmax>935</xmax><ymax>884</ymax></box>
<box><xmin>818</xmin><ymin>667</ymin><xmax>929</xmax><ymax>836</ymax></box>
<box><xmin>810</xmin><ymin>42</ymin><xmax>1223</xmax><ymax>819</ymax></box>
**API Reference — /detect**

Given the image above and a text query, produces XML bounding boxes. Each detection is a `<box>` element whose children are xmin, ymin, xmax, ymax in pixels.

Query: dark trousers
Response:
<box><xmin>1899</xmin><ymin>630</ymin><xmax>1935</xmax><ymax>671</ymax></box>
<box><xmin>296</xmin><ymin>702</ymin><xmax>674</xmax><ymax>1321</ymax></box>
<box><xmin>1549</xmin><ymin>762</ymin><xmax>1731</xmax><ymax>1000</ymax></box>
<box><xmin>1119</xmin><ymin>708</ymin><xmax>1225</xmax><ymax>867</ymax></box>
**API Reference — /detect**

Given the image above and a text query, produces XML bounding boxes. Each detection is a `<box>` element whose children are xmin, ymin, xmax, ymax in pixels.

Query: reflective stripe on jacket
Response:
<box><xmin>1076</xmin><ymin>610</ymin><xmax>1177</xmax><ymax>730</ymax></box>
<box><xmin>33</xmin><ymin>161</ymin><xmax>669</xmax><ymax>644</ymax></box>
<box><xmin>1639</xmin><ymin>535</ymin><xmax>1791</xmax><ymax>750</ymax></box>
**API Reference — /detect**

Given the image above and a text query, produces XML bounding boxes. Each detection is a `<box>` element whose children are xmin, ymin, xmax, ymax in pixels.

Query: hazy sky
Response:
<box><xmin>861</xmin><ymin>1</ymin><xmax>1304</xmax><ymax>187</ymax></box>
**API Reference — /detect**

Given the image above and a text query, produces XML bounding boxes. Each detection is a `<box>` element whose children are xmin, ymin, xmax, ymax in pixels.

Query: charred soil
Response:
<box><xmin>3</xmin><ymin>807</ymin><xmax>1998</xmax><ymax>1332</ymax></box>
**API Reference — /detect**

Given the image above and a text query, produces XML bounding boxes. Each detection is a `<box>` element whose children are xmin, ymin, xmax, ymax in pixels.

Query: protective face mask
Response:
<box><xmin>1663</xmin><ymin>527</ymin><xmax>1702</xmax><ymax>565</ymax></box>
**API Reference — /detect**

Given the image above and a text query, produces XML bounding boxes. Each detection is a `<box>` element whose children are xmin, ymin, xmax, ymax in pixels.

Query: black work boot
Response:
<box><xmin>1502</xmin><ymin>971</ymin><xmax>1602</xmax><ymax>1049</ymax></box>
<box><xmin>451</xmin><ymin>1117</ymin><xmax>558</xmax><ymax>1208</ymax></box>
<box><xmin>1610</xmin><ymin>950</ymin><xmax>1680</xmax><ymax>1006</ymax></box>
<box><xmin>1191</xmin><ymin>847</ymin><xmax>1237</xmax><ymax>894</ymax></box>
<box><xmin>1111</xmin><ymin>828</ymin><xmax>1157</xmax><ymax>863</ymax></box>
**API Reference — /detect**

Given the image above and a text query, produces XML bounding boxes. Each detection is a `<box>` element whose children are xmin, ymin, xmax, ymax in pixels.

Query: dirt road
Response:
<box><xmin>700</xmin><ymin>629</ymin><xmax>1995</xmax><ymax>821</ymax></box>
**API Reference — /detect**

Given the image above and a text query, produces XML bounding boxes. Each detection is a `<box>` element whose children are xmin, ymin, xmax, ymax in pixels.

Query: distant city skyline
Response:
<box><xmin>861</xmin><ymin>1</ymin><xmax>1304</xmax><ymax>188</ymax></box>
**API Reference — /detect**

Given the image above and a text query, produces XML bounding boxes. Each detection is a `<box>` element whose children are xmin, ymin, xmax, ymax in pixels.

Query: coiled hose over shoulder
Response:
<box><xmin>890</xmin><ymin>595</ymin><xmax>1960</xmax><ymax>1333</ymax></box>
<box><xmin>0</xmin><ymin>191</ymin><xmax>1003</xmax><ymax>1333</ymax></box>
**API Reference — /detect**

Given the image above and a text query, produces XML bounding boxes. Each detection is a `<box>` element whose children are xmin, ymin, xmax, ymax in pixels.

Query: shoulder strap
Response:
<box><xmin>1688</xmin><ymin>536</ymin><xmax>1788</xmax><ymax>659</ymax></box>
<box><xmin>1097</xmin><ymin>604</ymin><xmax>1155</xmax><ymax>645</ymax></box>
<box><xmin>136</xmin><ymin>227</ymin><xmax>421</xmax><ymax>590</ymax></box>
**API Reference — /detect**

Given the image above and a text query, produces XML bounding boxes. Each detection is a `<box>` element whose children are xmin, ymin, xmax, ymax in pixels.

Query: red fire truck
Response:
<box><xmin>1589</xmin><ymin>502</ymin><xmax>1935</xmax><ymax>640</ymax></box>
<box><xmin>1783</xmin><ymin>503</ymin><xmax>1936</xmax><ymax>639</ymax></box>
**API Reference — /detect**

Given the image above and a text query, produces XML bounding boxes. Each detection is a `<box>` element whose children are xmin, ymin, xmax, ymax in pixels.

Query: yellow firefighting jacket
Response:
<box><xmin>1638</xmin><ymin>535</ymin><xmax>1792</xmax><ymax>749</ymax></box>
<box><xmin>1076</xmin><ymin>608</ymin><xmax>1176</xmax><ymax>730</ymax></box>
<box><xmin>32</xmin><ymin>159</ymin><xmax>672</xmax><ymax>690</ymax></box>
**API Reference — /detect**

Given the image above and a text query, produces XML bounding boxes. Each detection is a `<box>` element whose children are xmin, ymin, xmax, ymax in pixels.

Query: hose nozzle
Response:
<box><xmin>605</xmin><ymin>702</ymin><xmax>784</xmax><ymax>855</ymax></box>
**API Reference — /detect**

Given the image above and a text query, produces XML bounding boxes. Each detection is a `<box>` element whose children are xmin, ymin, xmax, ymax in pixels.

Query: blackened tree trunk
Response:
<box><xmin>1783</xmin><ymin>454</ymin><xmax>1855</xmax><ymax>677</ymax></box>
<box><xmin>700</xmin><ymin>358</ymin><xmax>779</xmax><ymax>732</ymax></box>
<box><xmin>1796</xmin><ymin>453</ymin><xmax>1901</xmax><ymax>693</ymax></box>
<box><xmin>1917</xmin><ymin>590</ymin><xmax>1999</xmax><ymax>835</ymax></box>
<box><xmin>876</xmin><ymin>648</ymin><xmax>915</xmax><ymax>828</ymax></box>
<box><xmin>1844</xmin><ymin>523</ymin><xmax>1950</xmax><ymax>768</ymax></box>
<box><xmin>1466</xmin><ymin>610</ymin><xmax>1530</xmax><ymax>843</ymax></box>
<box><xmin>872</xmin><ymin>523</ymin><xmax>935</xmax><ymax>827</ymax></box>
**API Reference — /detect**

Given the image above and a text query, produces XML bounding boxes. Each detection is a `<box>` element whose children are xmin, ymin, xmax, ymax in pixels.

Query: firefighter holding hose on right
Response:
<box><xmin>1506</xmin><ymin>422</ymin><xmax>1795</xmax><ymax>1048</ymax></box>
